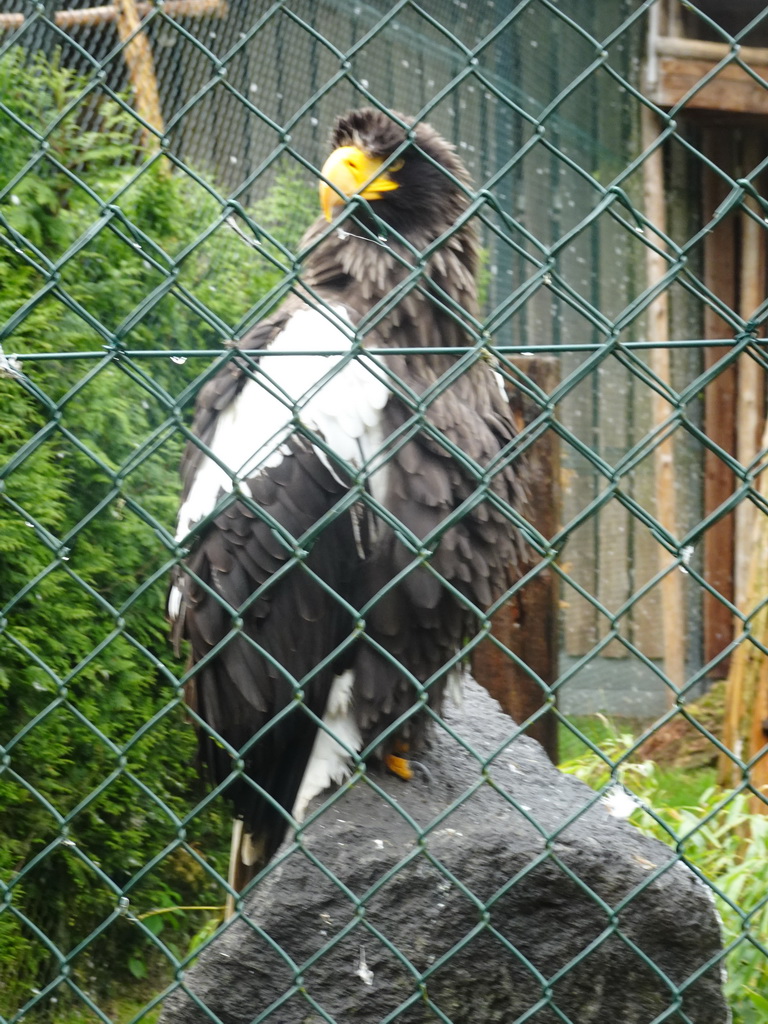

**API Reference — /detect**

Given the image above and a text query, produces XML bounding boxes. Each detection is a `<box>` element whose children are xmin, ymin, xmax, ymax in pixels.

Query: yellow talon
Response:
<box><xmin>385</xmin><ymin>753</ymin><xmax>414</xmax><ymax>781</ymax></box>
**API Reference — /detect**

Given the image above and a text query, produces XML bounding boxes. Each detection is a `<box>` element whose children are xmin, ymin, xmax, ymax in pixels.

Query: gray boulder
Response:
<box><xmin>161</xmin><ymin>686</ymin><xmax>729</xmax><ymax>1024</ymax></box>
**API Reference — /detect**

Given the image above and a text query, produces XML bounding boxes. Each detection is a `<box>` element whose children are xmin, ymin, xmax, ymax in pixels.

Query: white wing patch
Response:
<box><xmin>169</xmin><ymin>305</ymin><xmax>391</xmax><ymax>618</ymax></box>
<box><xmin>292</xmin><ymin>669</ymin><xmax>362</xmax><ymax>820</ymax></box>
<box><xmin>292</xmin><ymin>664</ymin><xmax>464</xmax><ymax>817</ymax></box>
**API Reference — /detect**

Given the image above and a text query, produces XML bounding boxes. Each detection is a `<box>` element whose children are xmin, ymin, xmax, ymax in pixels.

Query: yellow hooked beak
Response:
<box><xmin>319</xmin><ymin>145</ymin><xmax>402</xmax><ymax>221</ymax></box>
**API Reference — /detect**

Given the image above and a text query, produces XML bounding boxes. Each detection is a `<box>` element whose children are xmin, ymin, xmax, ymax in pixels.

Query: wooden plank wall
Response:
<box><xmin>700</xmin><ymin>127</ymin><xmax>767</xmax><ymax>674</ymax></box>
<box><xmin>471</xmin><ymin>356</ymin><xmax>560</xmax><ymax>762</ymax></box>
<box><xmin>560</xmin><ymin>45</ymin><xmax>665</xmax><ymax>667</ymax></box>
<box><xmin>562</xmin><ymin>116</ymin><xmax>767</xmax><ymax>684</ymax></box>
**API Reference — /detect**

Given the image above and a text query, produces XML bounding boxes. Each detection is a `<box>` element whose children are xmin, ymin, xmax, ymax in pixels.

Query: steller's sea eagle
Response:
<box><xmin>169</xmin><ymin>107</ymin><xmax>529</xmax><ymax>902</ymax></box>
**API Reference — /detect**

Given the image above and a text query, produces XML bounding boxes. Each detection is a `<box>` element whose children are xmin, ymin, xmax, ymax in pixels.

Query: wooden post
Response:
<box><xmin>641</xmin><ymin>106</ymin><xmax>685</xmax><ymax>700</ymax></box>
<box><xmin>701</xmin><ymin>129</ymin><xmax>738</xmax><ymax>674</ymax></box>
<box><xmin>471</xmin><ymin>355</ymin><xmax>559</xmax><ymax>763</ymax></box>
<box><xmin>718</xmin><ymin>138</ymin><xmax>768</xmax><ymax>802</ymax></box>
<box><xmin>749</xmin><ymin>647</ymin><xmax>768</xmax><ymax>811</ymax></box>
<box><xmin>113</xmin><ymin>0</ymin><xmax>164</xmax><ymax>150</ymax></box>
<box><xmin>719</xmin><ymin>417</ymin><xmax>768</xmax><ymax>807</ymax></box>
<box><xmin>735</xmin><ymin>135</ymin><xmax>767</xmax><ymax>612</ymax></box>
<box><xmin>0</xmin><ymin>0</ymin><xmax>228</xmax><ymax>31</ymax></box>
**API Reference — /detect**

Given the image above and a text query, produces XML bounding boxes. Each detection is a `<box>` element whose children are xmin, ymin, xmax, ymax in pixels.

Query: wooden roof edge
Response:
<box><xmin>655</xmin><ymin>34</ymin><xmax>768</xmax><ymax>67</ymax></box>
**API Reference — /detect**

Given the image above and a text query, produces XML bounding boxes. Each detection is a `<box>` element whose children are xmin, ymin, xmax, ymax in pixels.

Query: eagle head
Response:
<box><xmin>318</xmin><ymin>107</ymin><xmax>472</xmax><ymax>237</ymax></box>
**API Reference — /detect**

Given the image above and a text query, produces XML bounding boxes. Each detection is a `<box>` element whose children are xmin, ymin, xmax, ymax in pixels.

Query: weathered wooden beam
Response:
<box><xmin>719</xmin><ymin>416</ymin><xmax>768</xmax><ymax>808</ymax></box>
<box><xmin>652</xmin><ymin>54</ymin><xmax>768</xmax><ymax>115</ymax></box>
<box><xmin>735</xmin><ymin>134</ymin><xmax>766</xmax><ymax>611</ymax></box>
<box><xmin>0</xmin><ymin>0</ymin><xmax>227</xmax><ymax>32</ymax></box>
<box><xmin>471</xmin><ymin>355</ymin><xmax>559</xmax><ymax>763</ymax></box>
<box><xmin>655</xmin><ymin>35</ymin><xmax>768</xmax><ymax>66</ymax></box>
<box><xmin>641</xmin><ymin>106</ymin><xmax>685</xmax><ymax>702</ymax></box>
<box><xmin>114</xmin><ymin>0</ymin><xmax>164</xmax><ymax>147</ymax></box>
<box><xmin>749</xmin><ymin>645</ymin><xmax>768</xmax><ymax>812</ymax></box>
<box><xmin>701</xmin><ymin>128</ymin><xmax>737</xmax><ymax>674</ymax></box>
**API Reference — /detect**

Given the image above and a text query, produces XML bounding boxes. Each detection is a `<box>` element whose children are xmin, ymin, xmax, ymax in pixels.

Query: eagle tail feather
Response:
<box><xmin>226</xmin><ymin>819</ymin><xmax>269</xmax><ymax>919</ymax></box>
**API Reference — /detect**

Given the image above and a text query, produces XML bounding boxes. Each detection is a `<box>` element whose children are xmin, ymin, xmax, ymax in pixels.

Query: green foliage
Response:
<box><xmin>560</xmin><ymin>724</ymin><xmax>768</xmax><ymax>1024</ymax></box>
<box><xmin>558</xmin><ymin>714</ymin><xmax>717</xmax><ymax>806</ymax></box>
<box><xmin>0</xmin><ymin>47</ymin><xmax>135</xmax><ymax>252</ymax></box>
<box><xmin>645</xmin><ymin>790</ymin><xmax>768</xmax><ymax>1024</ymax></box>
<box><xmin>0</xmin><ymin>46</ymin><xmax>318</xmax><ymax>1019</ymax></box>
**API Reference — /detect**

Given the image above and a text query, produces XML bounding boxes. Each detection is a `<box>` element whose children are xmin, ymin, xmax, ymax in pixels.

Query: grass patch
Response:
<box><xmin>557</xmin><ymin>713</ymin><xmax>717</xmax><ymax>808</ymax></box>
<box><xmin>37</xmin><ymin>994</ymin><xmax>162</xmax><ymax>1024</ymax></box>
<box><xmin>558</xmin><ymin>714</ymin><xmax>647</xmax><ymax>763</ymax></box>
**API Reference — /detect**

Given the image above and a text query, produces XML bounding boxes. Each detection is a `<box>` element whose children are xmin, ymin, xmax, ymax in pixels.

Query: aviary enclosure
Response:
<box><xmin>0</xmin><ymin>0</ymin><xmax>767</xmax><ymax>1021</ymax></box>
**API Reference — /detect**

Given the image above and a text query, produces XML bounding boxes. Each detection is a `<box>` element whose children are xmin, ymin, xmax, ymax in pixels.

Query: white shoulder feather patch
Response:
<box><xmin>169</xmin><ymin>305</ymin><xmax>390</xmax><ymax>618</ymax></box>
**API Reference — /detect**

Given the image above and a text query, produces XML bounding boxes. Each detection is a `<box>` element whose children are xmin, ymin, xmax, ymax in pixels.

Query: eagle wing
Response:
<box><xmin>170</xmin><ymin>300</ymin><xmax>390</xmax><ymax>871</ymax></box>
<box><xmin>348</xmin><ymin>350</ymin><xmax>526</xmax><ymax>747</ymax></box>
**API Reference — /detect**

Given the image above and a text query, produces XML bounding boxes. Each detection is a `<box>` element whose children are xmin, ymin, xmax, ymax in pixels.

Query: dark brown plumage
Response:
<box><xmin>169</xmin><ymin>107</ymin><xmax>528</xmax><ymax>901</ymax></box>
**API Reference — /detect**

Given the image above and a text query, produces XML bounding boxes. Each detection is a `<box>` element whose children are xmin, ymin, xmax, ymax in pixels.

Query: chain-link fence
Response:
<box><xmin>1</xmin><ymin>0</ymin><xmax>768</xmax><ymax>1021</ymax></box>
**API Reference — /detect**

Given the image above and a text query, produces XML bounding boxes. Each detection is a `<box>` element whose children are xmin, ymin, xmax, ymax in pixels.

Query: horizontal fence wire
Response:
<box><xmin>1</xmin><ymin>1</ymin><xmax>768</xmax><ymax>1022</ymax></box>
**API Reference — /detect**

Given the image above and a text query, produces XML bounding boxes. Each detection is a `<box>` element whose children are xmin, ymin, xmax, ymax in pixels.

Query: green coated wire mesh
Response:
<box><xmin>1</xmin><ymin>0</ymin><xmax>768</xmax><ymax>1021</ymax></box>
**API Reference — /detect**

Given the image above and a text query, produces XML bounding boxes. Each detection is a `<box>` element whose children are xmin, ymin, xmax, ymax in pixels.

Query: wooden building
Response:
<box><xmin>645</xmin><ymin>0</ymin><xmax>768</xmax><ymax>675</ymax></box>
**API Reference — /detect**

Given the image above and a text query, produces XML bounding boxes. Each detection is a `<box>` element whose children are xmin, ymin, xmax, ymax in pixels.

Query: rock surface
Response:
<box><xmin>160</xmin><ymin>685</ymin><xmax>729</xmax><ymax>1024</ymax></box>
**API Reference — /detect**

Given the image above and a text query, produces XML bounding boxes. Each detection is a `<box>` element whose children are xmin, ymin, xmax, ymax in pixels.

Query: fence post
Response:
<box><xmin>641</xmin><ymin>105</ymin><xmax>685</xmax><ymax>701</ymax></box>
<box><xmin>471</xmin><ymin>355</ymin><xmax>559</xmax><ymax>763</ymax></box>
<box><xmin>719</xmin><ymin>416</ymin><xmax>768</xmax><ymax>808</ymax></box>
<box><xmin>114</xmin><ymin>0</ymin><xmax>164</xmax><ymax>149</ymax></box>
